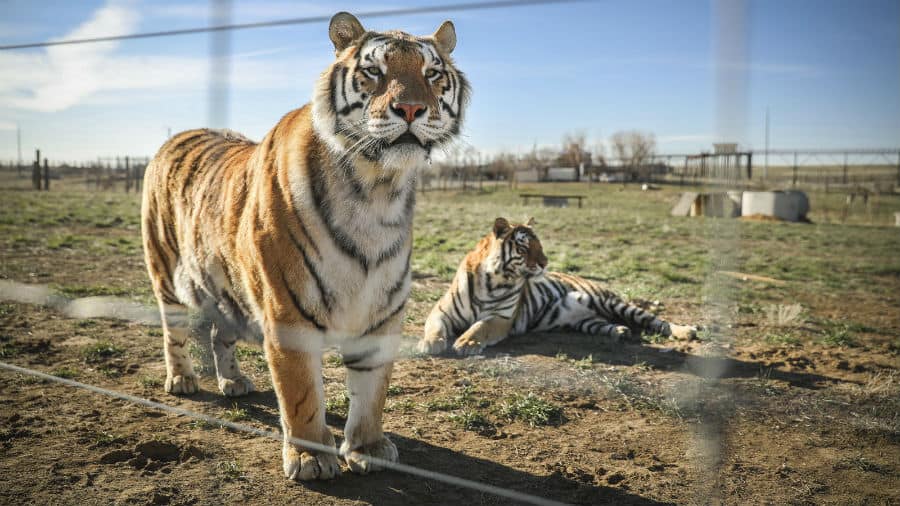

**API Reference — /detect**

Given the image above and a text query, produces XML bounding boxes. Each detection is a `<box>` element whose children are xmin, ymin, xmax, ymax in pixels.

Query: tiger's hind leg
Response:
<box><xmin>210</xmin><ymin>323</ymin><xmax>256</xmax><ymax>397</ymax></box>
<box><xmin>571</xmin><ymin>316</ymin><xmax>631</xmax><ymax>342</ymax></box>
<box><xmin>158</xmin><ymin>302</ymin><xmax>200</xmax><ymax>395</ymax></box>
<box><xmin>607</xmin><ymin>298</ymin><xmax>696</xmax><ymax>341</ymax></box>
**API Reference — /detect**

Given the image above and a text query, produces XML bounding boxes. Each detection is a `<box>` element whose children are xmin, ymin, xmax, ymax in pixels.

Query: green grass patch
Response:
<box><xmin>326</xmin><ymin>391</ymin><xmax>350</xmax><ymax>418</ymax></box>
<box><xmin>764</xmin><ymin>331</ymin><xmax>801</xmax><ymax>346</ymax></box>
<box><xmin>222</xmin><ymin>405</ymin><xmax>250</xmax><ymax>422</ymax></box>
<box><xmin>821</xmin><ymin>325</ymin><xmax>858</xmax><ymax>347</ymax></box>
<box><xmin>499</xmin><ymin>393</ymin><xmax>563</xmax><ymax>427</ymax></box>
<box><xmin>217</xmin><ymin>460</ymin><xmax>246</xmax><ymax>481</ymax></box>
<box><xmin>55</xmin><ymin>283</ymin><xmax>131</xmax><ymax>298</ymax></box>
<box><xmin>448</xmin><ymin>410</ymin><xmax>495</xmax><ymax>433</ymax></box>
<box><xmin>137</xmin><ymin>375</ymin><xmax>162</xmax><ymax>389</ymax></box>
<box><xmin>641</xmin><ymin>333</ymin><xmax>669</xmax><ymax>345</ymax></box>
<box><xmin>82</xmin><ymin>340</ymin><xmax>124</xmax><ymax>363</ymax></box>
<box><xmin>51</xmin><ymin>366</ymin><xmax>80</xmax><ymax>379</ymax></box>
<box><xmin>385</xmin><ymin>398</ymin><xmax>417</xmax><ymax>413</ymax></box>
<box><xmin>235</xmin><ymin>346</ymin><xmax>267</xmax><ymax>372</ymax></box>
<box><xmin>92</xmin><ymin>431</ymin><xmax>125</xmax><ymax>447</ymax></box>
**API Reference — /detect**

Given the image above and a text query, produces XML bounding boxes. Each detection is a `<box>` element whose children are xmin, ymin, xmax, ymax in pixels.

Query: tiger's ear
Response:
<box><xmin>431</xmin><ymin>20</ymin><xmax>456</xmax><ymax>54</ymax></box>
<box><xmin>493</xmin><ymin>217</ymin><xmax>510</xmax><ymax>237</ymax></box>
<box><xmin>329</xmin><ymin>12</ymin><xmax>366</xmax><ymax>52</ymax></box>
<box><xmin>525</xmin><ymin>217</ymin><xmax>536</xmax><ymax>227</ymax></box>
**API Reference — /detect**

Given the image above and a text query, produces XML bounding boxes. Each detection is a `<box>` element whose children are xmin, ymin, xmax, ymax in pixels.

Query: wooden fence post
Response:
<box><xmin>125</xmin><ymin>156</ymin><xmax>132</xmax><ymax>193</ymax></box>
<box><xmin>32</xmin><ymin>149</ymin><xmax>41</xmax><ymax>190</ymax></box>
<box><xmin>792</xmin><ymin>152</ymin><xmax>798</xmax><ymax>187</ymax></box>
<box><xmin>136</xmin><ymin>163</ymin><xmax>143</xmax><ymax>193</ymax></box>
<box><xmin>42</xmin><ymin>158</ymin><xmax>49</xmax><ymax>190</ymax></box>
<box><xmin>842</xmin><ymin>152</ymin><xmax>848</xmax><ymax>186</ymax></box>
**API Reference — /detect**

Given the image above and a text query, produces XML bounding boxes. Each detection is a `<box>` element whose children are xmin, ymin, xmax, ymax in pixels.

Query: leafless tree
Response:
<box><xmin>560</xmin><ymin>131</ymin><xmax>590</xmax><ymax>182</ymax></box>
<box><xmin>610</xmin><ymin>130</ymin><xmax>656</xmax><ymax>182</ymax></box>
<box><xmin>489</xmin><ymin>152</ymin><xmax>518</xmax><ymax>182</ymax></box>
<box><xmin>524</xmin><ymin>144</ymin><xmax>558</xmax><ymax>182</ymax></box>
<box><xmin>589</xmin><ymin>138</ymin><xmax>607</xmax><ymax>181</ymax></box>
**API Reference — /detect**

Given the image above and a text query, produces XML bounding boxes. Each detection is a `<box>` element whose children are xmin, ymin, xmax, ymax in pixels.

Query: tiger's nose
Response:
<box><xmin>391</xmin><ymin>102</ymin><xmax>426</xmax><ymax>123</ymax></box>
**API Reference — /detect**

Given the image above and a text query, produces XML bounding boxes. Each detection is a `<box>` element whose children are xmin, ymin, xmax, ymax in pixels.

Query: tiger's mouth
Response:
<box><xmin>390</xmin><ymin>131</ymin><xmax>425</xmax><ymax>147</ymax></box>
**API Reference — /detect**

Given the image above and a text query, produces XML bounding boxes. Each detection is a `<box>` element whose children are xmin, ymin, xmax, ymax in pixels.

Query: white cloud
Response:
<box><xmin>0</xmin><ymin>1</ymin><xmax>330</xmax><ymax>113</ymax></box>
<box><xmin>0</xmin><ymin>1</ymin><xmax>139</xmax><ymax>112</ymax></box>
<box><xmin>0</xmin><ymin>120</ymin><xmax>18</xmax><ymax>131</ymax></box>
<box><xmin>146</xmin><ymin>1</ymin><xmax>336</xmax><ymax>22</ymax></box>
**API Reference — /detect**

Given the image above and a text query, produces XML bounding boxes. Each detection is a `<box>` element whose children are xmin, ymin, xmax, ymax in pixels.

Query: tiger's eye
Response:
<box><xmin>425</xmin><ymin>69</ymin><xmax>441</xmax><ymax>80</ymax></box>
<box><xmin>363</xmin><ymin>67</ymin><xmax>382</xmax><ymax>78</ymax></box>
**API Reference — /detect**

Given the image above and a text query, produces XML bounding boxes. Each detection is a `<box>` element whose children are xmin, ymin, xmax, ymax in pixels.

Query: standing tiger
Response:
<box><xmin>417</xmin><ymin>218</ymin><xmax>696</xmax><ymax>355</ymax></box>
<box><xmin>141</xmin><ymin>13</ymin><xmax>468</xmax><ymax>481</ymax></box>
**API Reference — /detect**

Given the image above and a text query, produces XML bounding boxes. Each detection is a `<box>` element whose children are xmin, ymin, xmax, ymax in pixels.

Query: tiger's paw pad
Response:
<box><xmin>283</xmin><ymin>446</ymin><xmax>341</xmax><ymax>481</ymax></box>
<box><xmin>340</xmin><ymin>436</ymin><xmax>398</xmax><ymax>475</ymax></box>
<box><xmin>165</xmin><ymin>374</ymin><xmax>199</xmax><ymax>395</ymax></box>
<box><xmin>218</xmin><ymin>376</ymin><xmax>256</xmax><ymax>397</ymax></box>
<box><xmin>452</xmin><ymin>337</ymin><xmax>485</xmax><ymax>356</ymax></box>
<box><xmin>416</xmin><ymin>337</ymin><xmax>447</xmax><ymax>355</ymax></box>
<box><xmin>670</xmin><ymin>324</ymin><xmax>697</xmax><ymax>341</ymax></box>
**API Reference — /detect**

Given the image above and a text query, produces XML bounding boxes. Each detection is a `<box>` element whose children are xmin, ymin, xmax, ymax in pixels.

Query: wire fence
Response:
<box><xmin>0</xmin><ymin>360</ymin><xmax>568</xmax><ymax>506</ymax></box>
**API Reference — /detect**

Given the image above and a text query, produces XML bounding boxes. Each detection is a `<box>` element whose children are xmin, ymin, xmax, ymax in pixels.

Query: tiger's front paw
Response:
<box><xmin>165</xmin><ymin>374</ymin><xmax>199</xmax><ymax>395</ymax></box>
<box><xmin>340</xmin><ymin>435</ymin><xmax>398</xmax><ymax>475</ymax></box>
<box><xmin>453</xmin><ymin>335</ymin><xmax>485</xmax><ymax>356</ymax></box>
<box><xmin>283</xmin><ymin>444</ymin><xmax>341</xmax><ymax>481</ymax></box>
<box><xmin>416</xmin><ymin>337</ymin><xmax>447</xmax><ymax>355</ymax></box>
<box><xmin>218</xmin><ymin>375</ymin><xmax>256</xmax><ymax>397</ymax></box>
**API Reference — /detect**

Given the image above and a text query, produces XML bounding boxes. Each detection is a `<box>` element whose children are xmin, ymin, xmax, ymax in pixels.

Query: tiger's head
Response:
<box><xmin>312</xmin><ymin>12</ymin><xmax>470</xmax><ymax>174</ymax></box>
<box><xmin>481</xmin><ymin>217</ymin><xmax>548</xmax><ymax>280</ymax></box>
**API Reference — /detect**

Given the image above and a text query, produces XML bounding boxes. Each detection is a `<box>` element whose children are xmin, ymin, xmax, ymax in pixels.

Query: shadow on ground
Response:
<box><xmin>474</xmin><ymin>331</ymin><xmax>852</xmax><ymax>389</ymax></box>
<box><xmin>185</xmin><ymin>383</ymin><xmax>670</xmax><ymax>505</ymax></box>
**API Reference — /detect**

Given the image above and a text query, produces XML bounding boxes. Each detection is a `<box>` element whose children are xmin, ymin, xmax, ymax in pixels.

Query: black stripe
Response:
<box><xmin>287</xmin><ymin>226</ymin><xmax>334</xmax><ymax>312</ymax></box>
<box><xmin>384</xmin><ymin>251</ymin><xmax>411</xmax><ymax>305</ymax></box>
<box><xmin>362</xmin><ymin>301</ymin><xmax>405</xmax><ymax>337</ymax></box>
<box><xmin>307</xmin><ymin>160</ymin><xmax>370</xmax><ymax>273</ymax></box>
<box><xmin>328</xmin><ymin>65</ymin><xmax>341</xmax><ymax>132</ymax></box>
<box><xmin>342</xmin><ymin>348</ymin><xmax>377</xmax><ymax>366</ymax></box>
<box><xmin>169</xmin><ymin>135</ymin><xmax>212</xmax><ymax>178</ymax></box>
<box><xmin>181</xmin><ymin>141</ymin><xmax>222</xmax><ymax>198</ymax></box>
<box><xmin>280</xmin><ymin>271</ymin><xmax>325</xmax><ymax>331</ymax></box>
<box><xmin>167</xmin><ymin>131</ymin><xmax>208</xmax><ymax>153</ymax></box>
<box><xmin>346</xmin><ymin>364</ymin><xmax>384</xmax><ymax>372</ymax></box>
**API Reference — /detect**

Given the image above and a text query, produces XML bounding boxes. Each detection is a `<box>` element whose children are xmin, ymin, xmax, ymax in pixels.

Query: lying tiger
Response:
<box><xmin>417</xmin><ymin>218</ymin><xmax>696</xmax><ymax>355</ymax></box>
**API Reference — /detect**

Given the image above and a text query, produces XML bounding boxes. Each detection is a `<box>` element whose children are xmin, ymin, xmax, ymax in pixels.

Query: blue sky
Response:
<box><xmin>1</xmin><ymin>0</ymin><xmax>898</xmax><ymax>162</ymax></box>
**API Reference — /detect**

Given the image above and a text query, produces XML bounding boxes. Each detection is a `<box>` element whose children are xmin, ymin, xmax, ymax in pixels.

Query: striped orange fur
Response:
<box><xmin>141</xmin><ymin>12</ymin><xmax>468</xmax><ymax>481</ymax></box>
<box><xmin>418</xmin><ymin>218</ymin><xmax>697</xmax><ymax>356</ymax></box>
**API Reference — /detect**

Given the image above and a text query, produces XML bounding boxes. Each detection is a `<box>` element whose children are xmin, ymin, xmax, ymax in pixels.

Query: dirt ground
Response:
<box><xmin>1</xmin><ymin>183</ymin><xmax>899</xmax><ymax>505</ymax></box>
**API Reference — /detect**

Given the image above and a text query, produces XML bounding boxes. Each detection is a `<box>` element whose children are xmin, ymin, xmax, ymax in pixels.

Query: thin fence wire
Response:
<box><xmin>0</xmin><ymin>0</ymin><xmax>590</xmax><ymax>51</ymax></box>
<box><xmin>0</xmin><ymin>360</ymin><xmax>569</xmax><ymax>506</ymax></box>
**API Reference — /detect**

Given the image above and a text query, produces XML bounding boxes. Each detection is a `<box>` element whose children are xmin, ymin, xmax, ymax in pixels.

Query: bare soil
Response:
<box><xmin>1</xmin><ymin>184</ymin><xmax>899</xmax><ymax>505</ymax></box>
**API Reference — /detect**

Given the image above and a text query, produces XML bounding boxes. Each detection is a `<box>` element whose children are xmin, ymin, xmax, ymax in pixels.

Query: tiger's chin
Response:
<box><xmin>378</xmin><ymin>143</ymin><xmax>429</xmax><ymax>172</ymax></box>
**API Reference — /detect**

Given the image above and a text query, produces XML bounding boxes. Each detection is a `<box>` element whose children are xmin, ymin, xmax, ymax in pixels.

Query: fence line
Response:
<box><xmin>0</xmin><ymin>360</ymin><xmax>568</xmax><ymax>506</ymax></box>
